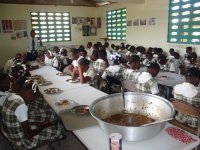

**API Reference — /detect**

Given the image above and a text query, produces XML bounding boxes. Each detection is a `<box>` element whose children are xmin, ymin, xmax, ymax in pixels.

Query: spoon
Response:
<box><xmin>141</xmin><ymin>118</ymin><xmax>173</xmax><ymax>127</ymax></box>
<box><xmin>121</xmin><ymin>87</ymin><xmax>127</xmax><ymax>113</ymax></box>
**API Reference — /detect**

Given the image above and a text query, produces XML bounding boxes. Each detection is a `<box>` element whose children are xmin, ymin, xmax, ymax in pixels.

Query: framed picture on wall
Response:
<box><xmin>97</xmin><ymin>17</ymin><xmax>101</xmax><ymax>28</ymax></box>
<box><xmin>127</xmin><ymin>20</ymin><xmax>132</xmax><ymax>26</ymax></box>
<box><xmin>148</xmin><ymin>18</ymin><xmax>155</xmax><ymax>25</ymax></box>
<box><xmin>140</xmin><ymin>18</ymin><xmax>146</xmax><ymax>26</ymax></box>
<box><xmin>82</xmin><ymin>25</ymin><xmax>90</xmax><ymax>36</ymax></box>
<box><xmin>72</xmin><ymin>17</ymin><xmax>77</xmax><ymax>24</ymax></box>
<box><xmin>90</xmin><ymin>26</ymin><xmax>97</xmax><ymax>36</ymax></box>
<box><xmin>133</xmin><ymin>19</ymin><xmax>139</xmax><ymax>26</ymax></box>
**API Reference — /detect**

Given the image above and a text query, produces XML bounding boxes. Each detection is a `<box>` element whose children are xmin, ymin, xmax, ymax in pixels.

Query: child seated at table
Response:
<box><xmin>44</xmin><ymin>50</ymin><xmax>53</xmax><ymax>65</ymax></box>
<box><xmin>186</xmin><ymin>52</ymin><xmax>197</xmax><ymax>69</ymax></box>
<box><xmin>0</xmin><ymin>74</ymin><xmax>63</xmax><ymax>149</ymax></box>
<box><xmin>158</xmin><ymin>54</ymin><xmax>168</xmax><ymax>71</ymax></box>
<box><xmin>136</xmin><ymin>62</ymin><xmax>160</xmax><ymax>95</ymax></box>
<box><xmin>168</xmin><ymin>52</ymin><xmax>180</xmax><ymax>74</ymax></box>
<box><xmin>173</xmin><ymin>67</ymin><xmax>200</xmax><ymax>128</ymax></box>
<box><xmin>93</xmin><ymin>50</ymin><xmax>109</xmax><ymax>75</ymax></box>
<box><xmin>3</xmin><ymin>53</ymin><xmax>22</xmax><ymax>74</ymax></box>
<box><xmin>123</xmin><ymin>55</ymin><xmax>142</xmax><ymax>82</ymax></box>
<box><xmin>183</xmin><ymin>46</ymin><xmax>193</xmax><ymax>65</ymax></box>
<box><xmin>88</xmin><ymin>50</ymin><xmax>98</xmax><ymax>66</ymax></box>
<box><xmin>57</xmin><ymin>49</ymin><xmax>72</xmax><ymax>72</ymax></box>
<box><xmin>143</xmin><ymin>52</ymin><xmax>155</xmax><ymax>66</ymax></box>
<box><xmin>63</xmin><ymin>48</ymin><xmax>83</xmax><ymax>75</ymax></box>
<box><xmin>72</xmin><ymin>58</ymin><xmax>95</xmax><ymax>84</ymax></box>
<box><xmin>52</xmin><ymin>46</ymin><xmax>60</xmax><ymax>69</ymax></box>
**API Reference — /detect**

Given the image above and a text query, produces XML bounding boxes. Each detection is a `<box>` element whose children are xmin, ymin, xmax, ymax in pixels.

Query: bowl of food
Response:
<box><xmin>89</xmin><ymin>92</ymin><xmax>175</xmax><ymax>141</ymax></box>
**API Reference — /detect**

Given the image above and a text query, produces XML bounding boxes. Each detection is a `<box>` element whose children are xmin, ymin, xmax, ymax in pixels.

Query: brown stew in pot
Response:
<box><xmin>103</xmin><ymin>113</ymin><xmax>155</xmax><ymax>126</ymax></box>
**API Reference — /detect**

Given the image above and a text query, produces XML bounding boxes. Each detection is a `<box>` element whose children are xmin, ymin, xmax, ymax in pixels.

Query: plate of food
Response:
<box><xmin>56</xmin><ymin>72</ymin><xmax>66</xmax><ymax>76</ymax></box>
<box><xmin>66</xmin><ymin>79</ymin><xmax>80</xmax><ymax>83</ymax></box>
<box><xmin>55</xmin><ymin>99</ymin><xmax>76</xmax><ymax>107</ymax></box>
<box><xmin>159</xmin><ymin>75</ymin><xmax>170</xmax><ymax>80</ymax></box>
<box><xmin>37</xmin><ymin>80</ymin><xmax>52</xmax><ymax>86</ymax></box>
<box><xmin>44</xmin><ymin>88</ymin><xmax>62</xmax><ymax>94</ymax></box>
<box><xmin>29</xmin><ymin>75</ymin><xmax>44</xmax><ymax>80</ymax></box>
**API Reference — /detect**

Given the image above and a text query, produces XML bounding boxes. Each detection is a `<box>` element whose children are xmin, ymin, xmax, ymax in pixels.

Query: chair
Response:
<box><xmin>170</xmin><ymin>98</ymin><xmax>200</xmax><ymax>150</ymax></box>
<box><xmin>121</xmin><ymin>79</ymin><xmax>137</xmax><ymax>92</ymax></box>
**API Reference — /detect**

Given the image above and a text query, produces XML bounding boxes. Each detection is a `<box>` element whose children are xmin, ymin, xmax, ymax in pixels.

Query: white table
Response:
<box><xmin>156</xmin><ymin>71</ymin><xmax>185</xmax><ymax>87</ymax></box>
<box><xmin>30</xmin><ymin>66</ymin><xmax>199</xmax><ymax>150</ymax></box>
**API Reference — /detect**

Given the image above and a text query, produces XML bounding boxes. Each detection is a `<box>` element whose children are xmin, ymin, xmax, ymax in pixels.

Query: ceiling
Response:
<box><xmin>0</xmin><ymin>0</ymin><xmax>145</xmax><ymax>7</ymax></box>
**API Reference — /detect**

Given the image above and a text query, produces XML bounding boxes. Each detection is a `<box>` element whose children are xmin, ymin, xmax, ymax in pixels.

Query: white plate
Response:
<box><xmin>55</xmin><ymin>99</ymin><xmax>76</xmax><ymax>108</ymax></box>
<box><xmin>37</xmin><ymin>80</ymin><xmax>52</xmax><ymax>86</ymax></box>
<box><xmin>66</xmin><ymin>79</ymin><xmax>80</xmax><ymax>83</ymax></box>
<box><xmin>44</xmin><ymin>88</ymin><xmax>62</xmax><ymax>94</ymax></box>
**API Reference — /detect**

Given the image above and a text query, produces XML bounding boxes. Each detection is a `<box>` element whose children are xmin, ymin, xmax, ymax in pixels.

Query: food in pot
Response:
<box><xmin>103</xmin><ymin>113</ymin><xmax>155</xmax><ymax>126</ymax></box>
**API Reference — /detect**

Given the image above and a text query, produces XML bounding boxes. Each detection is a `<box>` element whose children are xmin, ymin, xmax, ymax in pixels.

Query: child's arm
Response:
<box><xmin>71</xmin><ymin>67</ymin><xmax>79</xmax><ymax>80</ymax></box>
<box><xmin>78</xmin><ymin>66</ymin><xmax>91</xmax><ymax>84</ymax></box>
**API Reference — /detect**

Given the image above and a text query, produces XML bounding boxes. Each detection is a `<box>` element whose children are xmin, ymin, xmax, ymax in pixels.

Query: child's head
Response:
<box><xmin>78</xmin><ymin>48</ymin><xmax>87</xmax><ymax>58</ymax></box>
<box><xmin>129</xmin><ymin>46</ymin><xmax>135</xmax><ymax>53</ymax></box>
<box><xmin>158</xmin><ymin>54</ymin><xmax>167</xmax><ymax>65</ymax></box>
<box><xmin>87</xmin><ymin>42</ymin><xmax>92</xmax><ymax>48</ymax></box>
<box><xmin>111</xmin><ymin>53</ymin><xmax>121</xmax><ymax>65</ymax></box>
<box><xmin>79</xmin><ymin>45</ymin><xmax>85</xmax><ymax>51</ymax></box>
<box><xmin>19</xmin><ymin>81</ymin><xmax>37</xmax><ymax>104</ymax></box>
<box><xmin>98</xmin><ymin>50</ymin><xmax>107</xmax><ymax>61</ymax></box>
<box><xmin>186</xmin><ymin>46</ymin><xmax>192</xmax><ymax>54</ymax></box>
<box><xmin>173</xmin><ymin>52</ymin><xmax>180</xmax><ymax>59</ymax></box>
<box><xmin>147</xmin><ymin>47</ymin><xmax>153</xmax><ymax>53</ymax></box>
<box><xmin>111</xmin><ymin>44</ymin><xmax>115</xmax><ymax>50</ymax></box>
<box><xmin>69</xmin><ymin>48</ymin><xmax>79</xmax><ymax>60</ymax></box>
<box><xmin>125</xmin><ymin>44</ymin><xmax>131</xmax><ymax>50</ymax></box>
<box><xmin>60</xmin><ymin>49</ymin><xmax>67</xmax><ymax>56</ymax></box>
<box><xmin>147</xmin><ymin>62</ymin><xmax>160</xmax><ymax>77</ymax></box>
<box><xmin>0</xmin><ymin>73</ymin><xmax>10</xmax><ymax>92</ymax></box>
<box><xmin>146</xmin><ymin>52</ymin><xmax>153</xmax><ymax>60</ymax></box>
<box><xmin>187</xmin><ymin>52</ymin><xmax>197</xmax><ymax>64</ymax></box>
<box><xmin>115</xmin><ymin>45</ymin><xmax>120</xmax><ymax>51</ymax></box>
<box><xmin>11</xmin><ymin>63</ymin><xmax>27</xmax><ymax>79</ymax></box>
<box><xmin>169</xmin><ymin>48</ymin><xmax>175</xmax><ymax>56</ymax></box>
<box><xmin>129</xmin><ymin>55</ymin><xmax>141</xmax><ymax>70</ymax></box>
<box><xmin>78</xmin><ymin>58</ymin><xmax>90</xmax><ymax>72</ymax></box>
<box><xmin>93</xmin><ymin>44</ymin><xmax>99</xmax><ymax>51</ymax></box>
<box><xmin>120</xmin><ymin>43</ymin><xmax>125</xmax><ymax>50</ymax></box>
<box><xmin>52</xmin><ymin>46</ymin><xmax>60</xmax><ymax>57</ymax></box>
<box><xmin>90</xmin><ymin>50</ymin><xmax>98</xmax><ymax>61</ymax></box>
<box><xmin>186</xmin><ymin>67</ymin><xmax>200</xmax><ymax>87</ymax></box>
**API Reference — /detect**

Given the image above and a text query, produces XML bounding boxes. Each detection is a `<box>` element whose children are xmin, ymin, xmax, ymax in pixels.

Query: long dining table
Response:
<box><xmin>30</xmin><ymin>65</ymin><xmax>200</xmax><ymax>150</ymax></box>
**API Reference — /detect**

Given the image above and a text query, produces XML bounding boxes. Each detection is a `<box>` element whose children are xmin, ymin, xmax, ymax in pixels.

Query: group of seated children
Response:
<box><xmin>2</xmin><ymin>41</ymin><xmax>200</xmax><ymax>135</ymax></box>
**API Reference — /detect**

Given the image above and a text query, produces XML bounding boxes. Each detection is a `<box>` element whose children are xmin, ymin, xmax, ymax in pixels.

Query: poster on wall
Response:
<box><xmin>72</xmin><ymin>17</ymin><xmax>77</xmax><ymax>24</ymax></box>
<box><xmin>148</xmin><ymin>18</ymin><xmax>155</xmax><ymax>25</ymax></box>
<box><xmin>1</xmin><ymin>20</ymin><xmax>13</xmax><ymax>33</ymax></box>
<box><xmin>127</xmin><ymin>20</ymin><xmax>132</xmax><ymax>26</ymax></box>
<box><xmin>90</xmin><ymin>17</ymin><xmax>95</xmax><ymax>26</ymax></box>
<box><xmin>133</xmin><ymin>19</ymin><xmax>139</xmax><ymax>26</ymax></box>
<box><xmin>90</xmin><ymin>26</ymin><xmax>97</xmax><ymax>36</ymax></box>
<box><xmin>140</xmin><ymin>18</ymin><xmax>146</xmax><ymax>26</ymax></box>
<box><xmin>82</xmin><ymin>25</ymin><xmax>90</xmax><ymax>36</ymax></box>
<box><xmin>97</xmin><ymin>17</ymin><xmax>101</xmax><ymax>28</ymax></box>
<box><xmin>13</xmin><ymin>20</ymin><xmax>27</xmax><ymax>30</ymax></box>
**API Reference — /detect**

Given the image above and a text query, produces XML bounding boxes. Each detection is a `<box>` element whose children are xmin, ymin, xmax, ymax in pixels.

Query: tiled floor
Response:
<box><xmin>0</xmin><ymin>130</ymin><xmax>88</xmax><ymax>150</ymax></box>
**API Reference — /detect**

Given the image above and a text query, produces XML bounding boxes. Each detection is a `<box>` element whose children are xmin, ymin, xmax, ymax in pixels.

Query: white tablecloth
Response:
<box><xmin>156</xmin><ymin>71</ymin><xmax>185</xmax><ymax>87</ymax></box>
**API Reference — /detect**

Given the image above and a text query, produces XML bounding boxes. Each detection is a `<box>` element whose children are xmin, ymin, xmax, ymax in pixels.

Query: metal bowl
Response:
<box><xmin>89</xmin><ymin>92</ymin><xmax>175</xmax><ymax>141</ymax></box>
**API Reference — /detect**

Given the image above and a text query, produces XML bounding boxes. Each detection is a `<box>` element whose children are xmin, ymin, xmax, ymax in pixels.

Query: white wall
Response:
<box><xmin>96</xmin><ymin>0</ymin><xmax>200</xmax><ymax>56</ymax></box>
<box><xmin>0</xmin><ymin>4</ymin><xmax>96</xmax><ymax>68</ymax></box>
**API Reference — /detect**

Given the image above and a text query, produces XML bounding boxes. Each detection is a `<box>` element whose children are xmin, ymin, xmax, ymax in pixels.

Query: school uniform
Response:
<box><xmin>1</xmin><ymin>93</ymin><xmax>62</xmax><ymax>149</ymax></box>
<box><xmin>136</xmin><ymin>72</ymin><xmax>159</xmax><ymax>94</ymax></box>
<box><xmin>83</xmin><ymin>66</ymin><xmax>96</xmax><ymax>81</ymax></box>
<box><xmin>102</xmin><ymin>65</ymin><xmax>125</xmax><ymax>79</ymax></box>
<box><xmin>86</xmin><ymin>47</ymin><xmax>93</xmax><ymax>57</ymax></box>
<box><xmin>122</xmin><ymin>68</ymin><xmax>142</xmax><ymax>82</ymax></box>
<box><xmin>93</xmin><ymin>59</ymin><xmax>107</xmax><ymax>74</ymax></box>
<box><xmin>173</xmin><ymin>82</ymin><xmax>200</xmax><ymax>128</ymax></box>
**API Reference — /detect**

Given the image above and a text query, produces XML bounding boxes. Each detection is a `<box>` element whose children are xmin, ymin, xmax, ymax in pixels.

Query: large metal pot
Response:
<box><xmin>89</xmin><ymin>92</ymin><xmax>175</xmax><ymax>141</ymax></box>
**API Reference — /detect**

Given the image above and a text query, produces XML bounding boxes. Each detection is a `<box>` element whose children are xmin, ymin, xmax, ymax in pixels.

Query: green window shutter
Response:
<box><xmin>168</xmin><ymin>0</ymin><xmax>200</xmax><ymax>44</ymax></box>
<box><xmin>106</xmin><ymin>8</ymin><xmax>126</xmax><ymax>41</ymax></box>
<box><xmin>31</xmin><ymin>12</ymin><xmax>71</xmax><ymax>42</ymax></box>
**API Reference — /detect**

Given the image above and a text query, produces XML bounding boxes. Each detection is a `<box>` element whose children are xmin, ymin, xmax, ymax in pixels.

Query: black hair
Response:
<box><xmin>187</xmin><ymin>52</ymin><xmax>197</xmax><ymax>61</ymax></box>
<box><xmin>147</xmin><ymin>62</ymin><xmax>160</xmax><ymax>71</ymax></box>
<box><xmin>147</xmin><ymin>47</ymin><xmax>153</xmax><ymax>53</ymax></box>
<box><xmin>69</xmin><ymin>48</ymin><xmax>79</xmax><ymax>55</ymax></box>
<box><xmin>79</xmin><ymin>45</ymin><xmax>85</xmax><ymax>51</ymax></box>
<box><xmin>87</xmin><ymin>42</ymin><xmax>92</xmax><ymax>46</ymax></box>
<box><xmin>129</xmin><ymin>55</ymin><xmax>140</xmax><ymax>64</ymax></box>
<box><xmin>93</xmin><ymin>44</ymin><xmax>99</xmax><ymax>50</ymax></box>
<box><xmin>169</xmin><ymin>48</ymin><xmax>175</xmax><ymax>53</ymax></box>
<box><xmin>98</xmin><ymin>50</ymin><xmax>107</xmax><ymax>59</ymax></box>
<box><xmin>78</xmin><ymin>58</ymin><xmax>90</xmax><ymax>66</ymax></box>
<box><xmin>173</xmin><ymin>52</ymin><xmax>180</xmax><ymax>59</ymax></box>
<box><xmin>125</xmin><ymin>44</ymin><xmax>131</xmax><ymax>50</ymax></box>
<box><xmin>91</xmin><ymin>50</ymin><xmax>99</xmax><ymax>58</ymax></box>
<box><xmin>30</xmin><ymin>29</ymin><xmax>35</xmax><ymax>34</ymax></box>
<box><xmin>115</xmin><ymin>45</ymin><xmax>120</xmax><ymax>50</ymax></box>
<box><xmin>120</xmin><ymin>43</ymin><xmax>125</xmax><ymax>49</ymax></box>
<box><xmin>129</xmin><ymin>46</ymin><xmax>135</xmax><ymax>53</ymax></box>
<box><xmin>146</xmin><ymin>52</ymin><xmax>153</xmax><ymax>58</ymax></box>
<box><xmin>186</xmin><ymin>46</ymin><xmax>192</xmax><ymax>51</ymax></box>
<box><xmin>186</xmin><ymin>67</ymin><xmax>200</xmax><ymax>78</ymax></box>
<box><xmin>111</xmin><ymin>44</ymin><xmax>115</xmax><ymax>49</ymax></box>
<box><xmin>0</xmin><ymin>73</ymin><xmax>10</xmax><ymax>92</ymax></box>
<box><xmin>158</xmin><ymin>54</ymin><xmax>167</xmax><ymax>64</ymax></box>
<box><xmin>78</xmin><ymin>48</ymin><xmax>87</xmax><ymax>57</ymax></box>
<box><xmin>53</xmin><ymin>46</ymin><xmax>59</xmax><ymax>53</ymax></box>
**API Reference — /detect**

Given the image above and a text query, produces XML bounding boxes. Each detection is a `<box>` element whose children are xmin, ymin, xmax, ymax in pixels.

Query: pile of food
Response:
<box><xmin>103</xmin><ymin>113</ymin><xmax>155</xmax><ymax>126</ymax></box>
<box><xmin>55</xmin><ymin>100</ymin><xmax>70</xmax><ymax>107</ymax></box>
<box><xmin>44</xmin><ymin>88</ymin><xmax>60</xmax><ymax>94</ymax></box>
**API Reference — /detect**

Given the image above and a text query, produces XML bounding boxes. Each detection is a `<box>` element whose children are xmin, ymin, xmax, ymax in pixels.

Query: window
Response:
<box><xmin>106</xmin><ymin>8</ymin><xmax>126</xmax><ymax>40</ymax></box>
<box><xmin>31</xmin><ymin>12</ymin><xmax>71</xmax><ymax>42</ymax></box>
<box><xmin>168</xmin><ymin>0</ymin><xmax>200</xmax><ymax>44</ymax></box>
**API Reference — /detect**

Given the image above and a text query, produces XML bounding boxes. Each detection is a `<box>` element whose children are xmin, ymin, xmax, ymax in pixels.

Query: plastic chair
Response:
<box><xmin>170</xmin><ymin>98</ymin><xmax>200</xmax><ymax>150</ymax></box>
